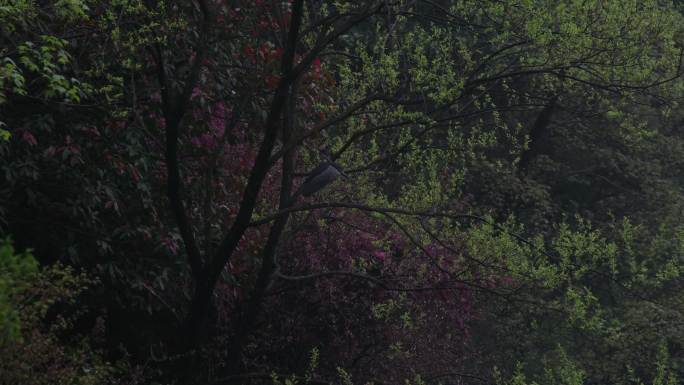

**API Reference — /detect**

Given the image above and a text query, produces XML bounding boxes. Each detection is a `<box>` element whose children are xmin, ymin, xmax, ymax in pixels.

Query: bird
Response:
<box><xmin>298</xmin><ymin>162</ymin><xmax>347</xmax><ymax>197</ymax></box>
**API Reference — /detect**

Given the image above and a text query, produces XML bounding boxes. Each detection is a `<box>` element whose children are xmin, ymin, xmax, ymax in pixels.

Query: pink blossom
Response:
<box><xmin>372</xmin><ymin>250</ymin><xmax>387</xmax><ymax>261</ymax></box>
<box><xmin>191</xmin><ymin>86</ymin><xmax>202</xmax><ymax>99</ymax></box>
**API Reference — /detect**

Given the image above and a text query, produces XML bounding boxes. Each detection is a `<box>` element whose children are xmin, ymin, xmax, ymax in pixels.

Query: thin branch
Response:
<box><xmin>291</xmin><ymin>2</ymin><xmax>384</xmax><ymax>80</ymax></box>
<box><xmin>268</xmin><ymin>93</ymin><xmax>381</xmax><ymax>165</ymax></box>
<box><xmin>275</xmin><ymin>269</ymin><xmax>491</xmax><ymax>293</ymax></box>
<box><xmin>426</xmin><ymin>371</ymin><xmax>489</xmax><ymax>383</ymax></box>
<box><xmin>249</xmin><ymin>201</ymin><xmax>488</xmax><ymax>227</ymax></box>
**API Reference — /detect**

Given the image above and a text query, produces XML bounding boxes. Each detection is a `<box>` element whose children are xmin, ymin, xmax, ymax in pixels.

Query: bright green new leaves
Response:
<box><xmin>0</xmin><ymin>0</ymin><xmax>88</xmax><ymax>31</ymax></box>
<box><xmin>0</xmin><ymin>57</ymin><xmax>26</xmax><ymax>104</ymax></box>
<box><xmin>499</xmin><ymin>348</ymin><xmax>585</xmax><ymax>385</ymax></box>
<box><xmin>1</xmin><ymin>36</ymin><xmax>84</xmax><ymax>106</ymax></box>
<box><xmin>17</xmin><ymin>36</ymin><xmax>84</xmax><ymax>102</ymax></box>
<box><xmin>452</xmin><ymin>0</ymin><xmax>682</xmax><ymax>88</ymax></box>
<box><xmin>403</xmin><ymin>25</ymin><xmax>465</xmax><ymax>104</ymax></box>
<box><xmin>0</xmin><ymin>57</ymin><xmax>24</xmax><ymax>139</ymax></box>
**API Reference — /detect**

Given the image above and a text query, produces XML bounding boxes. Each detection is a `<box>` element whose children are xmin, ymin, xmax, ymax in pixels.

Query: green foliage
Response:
<box><xmin>0</xmin><ymin>56</ymin><xmax>26</xmax><ymax>103</ymax></box>
<box><xmin>0</xmin><ymin>238</ymin><xmax>122</xmax><ymax>385</ymax></box>
<box><xmin>0</xmin><ymin>124</ymin><xmax>9</xmax><ymax>141</ymax></box>
<box><xmin>55</xmin><ymin>0</ymin><xmax>90</xmax><ymax>21</ymax></box>
<box><xmin>16</xmin><ymin>36</ymin><xmax>85</xmax><ymax>102</ymax></box>
<box><xmin>499</xmin><ymin>349</ymin><xmax>585</xmax><ymax>385</ymax></box>
<box><xmin>497</xmin><ymin>342</ymin><xmax>679</xmax><ymax>385</ymax></box>
<box><xmin>336</xmin><ymin>367</ymin><xmax>354</xmax><ymax>385</ymax></box>
<box><xmin>2</xmin><ymin>0</ymin><xmax>684</xmax><ymax>384</ymax></box>
<box><xmin>0</xmin><ymin>238</ymin><xmax>38</xmax><ymax>344</ymax></box>
<box><xmin>305</xmin><ymin>347</ymin><xmax>320</xmax><ymax>382</ymax></box>
<box><xmin>653</xmin><ymin>342</ymin><xmax>678</xmax><ymax>385</ymax></box>
<box><xmin>0</xmin><ymin>0</ymin><xmax>35</xmax><ymax>33</ymax></box>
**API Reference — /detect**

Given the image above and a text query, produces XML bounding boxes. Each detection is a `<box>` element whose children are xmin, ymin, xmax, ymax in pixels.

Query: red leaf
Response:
<box><xmin>22</xmin><ymin>131</ymin><xmax>37</xmax><ymax>146</ymax></box>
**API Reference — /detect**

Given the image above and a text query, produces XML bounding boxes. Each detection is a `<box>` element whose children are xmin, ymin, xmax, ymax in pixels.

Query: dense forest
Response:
<box><xmin>2</xmin><ymin>1</ymin><xmax>684</xmax><ymax>384</ymax></box>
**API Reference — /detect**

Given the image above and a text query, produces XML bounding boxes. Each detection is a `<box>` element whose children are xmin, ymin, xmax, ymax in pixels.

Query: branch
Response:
<box><xmin>226</xmin><ymin>61</ymin><xmax>301</xmax><ymax>374</ymax></box>
<box><xmin>331</xmin><ymin>118</ymin><xmax>420</xmax><ymax>161</ymax></box>
<box><xmin>343</xmin><ymin>79</ymin><xmax>502</xmax><ymax>173</ymax></box>
<box><xmin>249</xmin><ymin>201</ymin><xmax>488</xmax><ymax>227</ymax></box>
<box><xmin>426</xmin><ymin>371</ymin><xmax>489</xmax><ymax>383</ymax></box>
<box><xmin>206</xmin><ymin>0</ymin><xmax>305</xmax><ymax>282</ymax></box>
<box><xmin>268</xmin><ymin>93</ymin><xmax>381</xmax><ymax>165</ymax></box>
<box><xmin>183</xmin><ymin>1</ymin><xmax>308</xmax><ymax>347</ymax></box>
<box><xmin>213</xmin><ymin>372</ymin><xmax>330</xmax><ymax>385</ymax></box>
<box><xmin>275</xmin><ymin>269</ymin><xmax>495</xmax><ymax>293</ymax></box>
<box><xmin>291</xmin><ymin>2</ymin><xmax>384</xmax><ymax>80</ymax></box>
<box><xmin>154</xmin><ymin>0</ymin><xmax>212</xmax><ymax>280</ymax></box>
<box><xmin>377</xmin><ymin>210</ymin><xmax>455</xmax><ymax>279</ymax></box>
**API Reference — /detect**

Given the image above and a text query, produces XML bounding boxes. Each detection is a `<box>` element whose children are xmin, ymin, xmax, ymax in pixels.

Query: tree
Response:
<box><xmin>2</xmin><ymin>1</ymin><xmax>684</xmax><ymax>384</ymax></box>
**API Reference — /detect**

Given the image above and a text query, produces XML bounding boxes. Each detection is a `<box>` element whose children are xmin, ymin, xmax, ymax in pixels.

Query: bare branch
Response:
<box><xmin>249</xmin><ymin>201</ymin><xmax>488</xmax><ymax>227</ymax></box>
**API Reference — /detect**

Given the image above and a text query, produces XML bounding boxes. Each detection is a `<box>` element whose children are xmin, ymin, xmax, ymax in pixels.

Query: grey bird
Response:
<box><xmin>299</xmin><ymin>162</ymin><xmax>347</xmax><ymax>197</ymax></box>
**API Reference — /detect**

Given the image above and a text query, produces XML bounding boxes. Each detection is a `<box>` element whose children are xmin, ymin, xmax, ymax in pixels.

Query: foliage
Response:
<box><xmin>1</xmin><ymin>0</ymin><xmax>684</xmax><ymax>384</ymax></box>
<box><xmin>0</xmin><ymin>237</ymin><xmax>37</xmax><ymax>344</ymax></box>
<box><xmin>0</xmin><ymin>238</ymin><xmax>128</xmax><ymax>385</ymax></box>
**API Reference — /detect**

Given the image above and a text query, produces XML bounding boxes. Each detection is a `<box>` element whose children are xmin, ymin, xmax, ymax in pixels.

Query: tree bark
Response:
<box><xmin>182</xmin><ymin>0</ymin><xmax>305</xmax><ymax>350</ymax></box>
<box><xmin>518</xmin><ymin>95</ymin><xmax>558</xmax><ymax>173</ymax></box>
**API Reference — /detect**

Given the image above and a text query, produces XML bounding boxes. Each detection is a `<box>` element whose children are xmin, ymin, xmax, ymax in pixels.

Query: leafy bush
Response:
<box><xmin>0</xmin><ymin>238</ymin><xmax>124</xmax><ymax>385</ymax></box>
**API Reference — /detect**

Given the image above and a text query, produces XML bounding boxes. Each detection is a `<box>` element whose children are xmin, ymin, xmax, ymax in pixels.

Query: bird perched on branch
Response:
<box><xmin>297</xmin><ymin>162</ymin><xmax>347</xmax><ymax>198</ymax></box>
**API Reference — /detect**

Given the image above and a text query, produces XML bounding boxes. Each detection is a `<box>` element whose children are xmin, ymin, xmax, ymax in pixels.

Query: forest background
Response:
<box><xmin>2</xmin><ymin>1</ymin><xmax>684</xmax><ymax>384</ymax></box>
